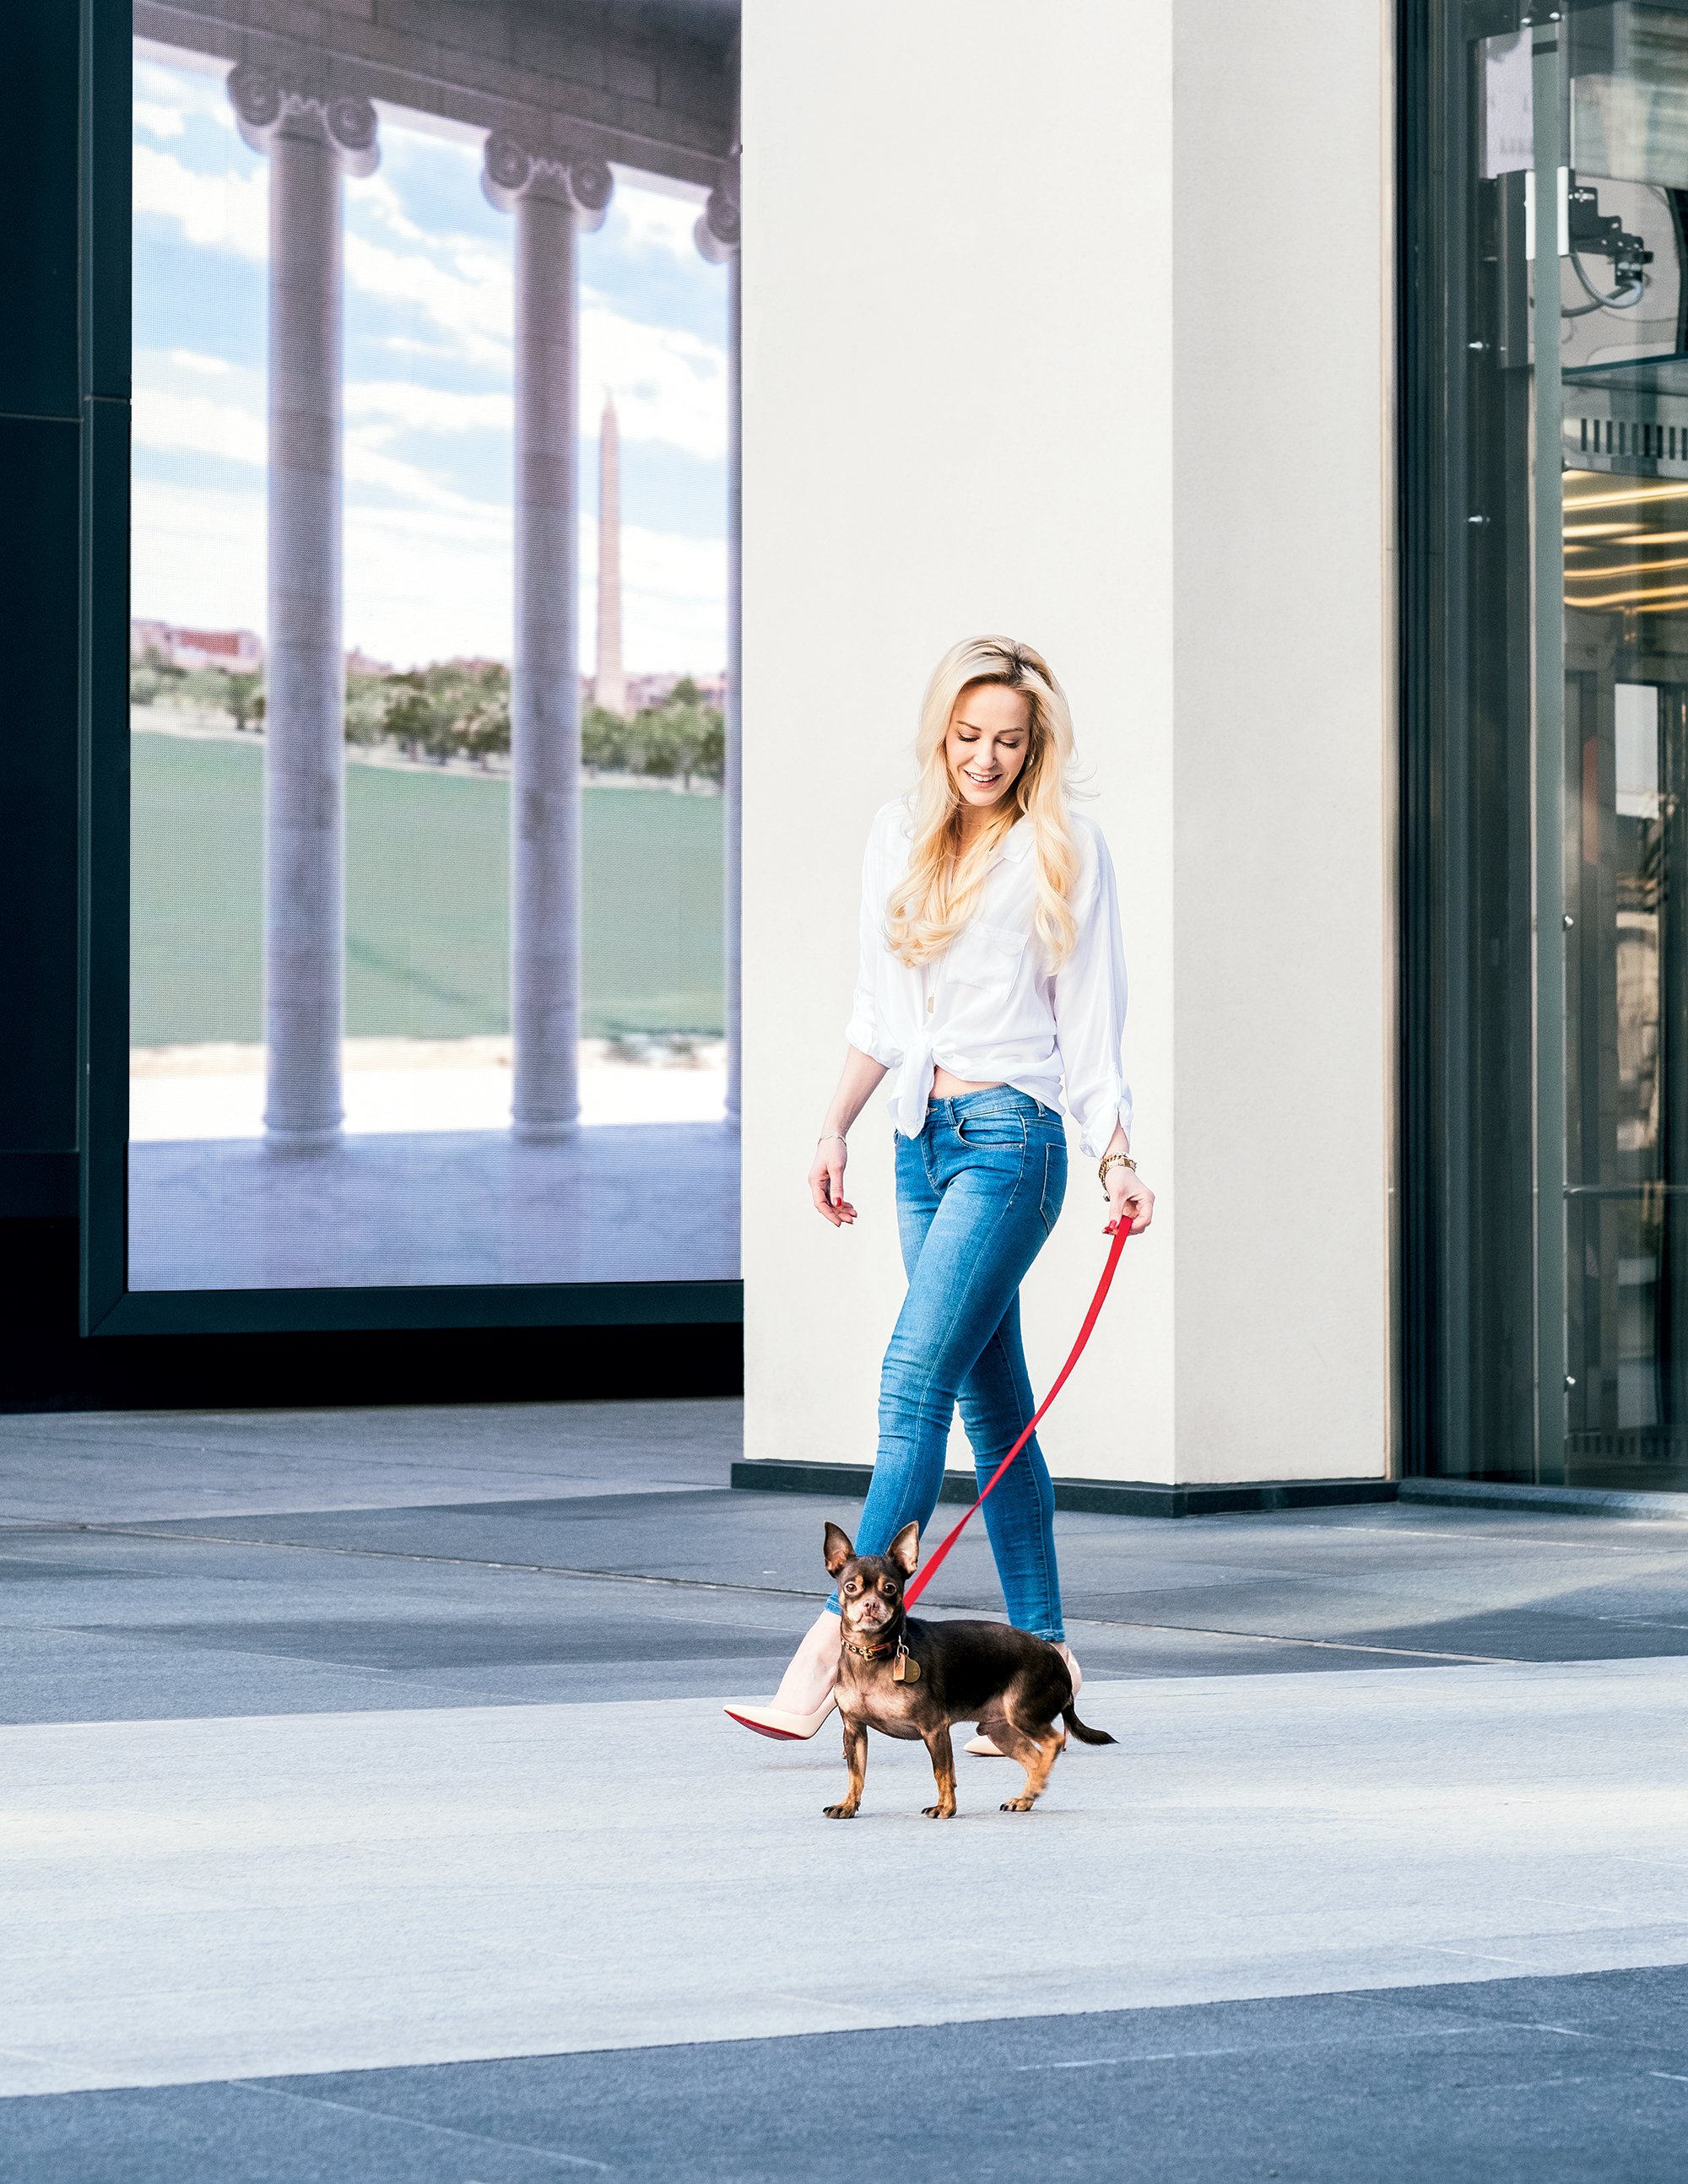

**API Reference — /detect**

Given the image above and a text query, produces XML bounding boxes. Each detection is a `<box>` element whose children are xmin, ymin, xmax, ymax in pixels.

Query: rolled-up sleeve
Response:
<box><xmin>844</xmin><ymin>809</ymin><xmax>904</xmax><ymax>1068</ymax></box>
<box><xmin>1052</xmin><ymin>827</ymin><xmax>1133</xmax><ymax>1159</ymax></box>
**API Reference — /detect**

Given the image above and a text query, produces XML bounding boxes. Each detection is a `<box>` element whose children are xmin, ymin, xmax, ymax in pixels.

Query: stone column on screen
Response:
<box><xmin>483</xmin><ymin>132</ymin><xmax>614</xmax><ymax>1141</ymax></box>
<box><xmin>229</xmin><ymin>64</ymin><xmax>379</xmax><ymax>1149</ymax></box>
<box><xmin>696</xmin><ymin>159</ymin><xmax>741</xmax><ymax>1130</ymax></box>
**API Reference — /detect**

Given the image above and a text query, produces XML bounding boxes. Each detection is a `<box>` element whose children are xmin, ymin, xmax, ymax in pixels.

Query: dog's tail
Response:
<box><xmin>1062</xmin><ymin>1705</ymin><xmax>1116</xmax><ymax>1746</ymax></box>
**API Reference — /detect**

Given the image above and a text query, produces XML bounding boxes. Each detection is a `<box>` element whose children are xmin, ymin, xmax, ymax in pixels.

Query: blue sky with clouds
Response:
<box><xmin>132</xmin><ymin>47</ymin><xmax>728</xmax><ymax>673</ymax></box>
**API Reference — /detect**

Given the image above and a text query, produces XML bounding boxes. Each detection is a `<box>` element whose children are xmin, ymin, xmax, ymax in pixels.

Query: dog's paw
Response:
<box><xmin>999</xmin><ymin>1796</ymin><xmax>1037</xmax><ymax>1813</ymax></box>
<box><xmin>921</xmin><ymin>1803</ymin><xmax>957</xmax><ymax>1819</ymax></box>
<box><xmin>822</xmin><ymin>1803</ymin><xmax>858</xmax><ymax>1819</ymax></box>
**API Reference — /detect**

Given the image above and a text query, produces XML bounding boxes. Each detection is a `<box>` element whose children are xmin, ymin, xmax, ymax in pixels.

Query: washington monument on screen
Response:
<box><xmin>594</xmin><ymin>392</ymin><xmax>625</xmax><ymax>715</ymax></box>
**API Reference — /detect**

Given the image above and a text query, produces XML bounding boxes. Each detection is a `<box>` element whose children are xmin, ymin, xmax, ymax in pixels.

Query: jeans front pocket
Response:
<box><xmin>951</xmin><ymin>1107</ymin><xmax>1030</xmax><ymax>1212</ymax></box>
<box><xmin>954</xmin><ymin>1109</ymin><xmax>1028</xmax><ymax>1150</ymax></box>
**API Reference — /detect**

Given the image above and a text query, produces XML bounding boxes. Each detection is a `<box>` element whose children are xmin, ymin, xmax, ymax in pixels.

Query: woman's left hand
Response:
<box><xmin>1105</xmin><ymin>1165</ymin><xmax>1154</xmax><ymax>1236</ymax></box>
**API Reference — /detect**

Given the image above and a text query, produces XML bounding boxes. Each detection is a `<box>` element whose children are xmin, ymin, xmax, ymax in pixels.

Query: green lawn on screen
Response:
<box><xmin>129</xmin><ymin>733</ymin><xmax>725</xmax><ymax>1046</ymax></box>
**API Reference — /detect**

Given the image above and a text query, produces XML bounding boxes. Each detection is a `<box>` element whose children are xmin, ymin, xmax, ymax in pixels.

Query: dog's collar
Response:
<box><xmin>841</xmin><ymin>1635</ymin><xmax>896</xmax><ymax>1660</ymax></box>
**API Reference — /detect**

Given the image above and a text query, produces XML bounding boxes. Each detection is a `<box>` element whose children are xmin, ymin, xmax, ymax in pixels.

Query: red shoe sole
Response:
<box><xmin>723</xmin><ymin>1710</ymin><xmax>804</xmax><ymax>1740</ymax></box>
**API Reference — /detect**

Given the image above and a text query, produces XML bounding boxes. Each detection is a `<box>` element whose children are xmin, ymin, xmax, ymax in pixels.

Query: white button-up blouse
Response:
<box><xmin>844</xmin><ymin>799</ymin><xmax>1133</xmax><ymax>1159</ymax></box>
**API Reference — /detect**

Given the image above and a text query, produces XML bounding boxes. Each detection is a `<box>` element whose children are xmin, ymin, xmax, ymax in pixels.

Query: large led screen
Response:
<box><xmin>127</xmin><ymin>12</ymin><xmax>739</xmax><ymax>1291</ymax></box>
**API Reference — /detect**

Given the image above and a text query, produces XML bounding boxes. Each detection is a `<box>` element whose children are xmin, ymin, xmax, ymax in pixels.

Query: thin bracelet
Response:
<box><xmin>817</xmin><ymin>1132</ymin><xmax>847</xmax><ymax>1147</ymax></box>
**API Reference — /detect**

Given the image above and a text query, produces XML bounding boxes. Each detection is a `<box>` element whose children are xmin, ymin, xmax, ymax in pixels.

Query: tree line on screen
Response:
<box><xmin>129</xmin><ymin>649</ymin><xmax>726</xmax><ymax>789</ymax></box>
<box><xmin>131</xmin><ymin>649</ymin><xmax>265</xmax><ymax>730</ymax></box>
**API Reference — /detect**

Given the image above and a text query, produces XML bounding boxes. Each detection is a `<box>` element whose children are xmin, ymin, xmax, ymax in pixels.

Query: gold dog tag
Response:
<box><xmin>893</xmin><ymin>1646</ymin><xmax>921</xmax><ymax>1684</ymax></box>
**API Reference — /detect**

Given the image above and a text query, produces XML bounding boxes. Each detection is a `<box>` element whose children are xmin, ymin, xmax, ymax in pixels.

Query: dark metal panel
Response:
<box><xmin>73</xmin><ymin>0</ymin><xmax>744</xmax><ymax>1356</ymax></box>
<box><xmin>83</xmin><ymin>0</ymin><xmax>133</xmax><ymax>402</ymax></box>
<box><xmin>0</xmin><ymin>416</ymin><xmax>80</xmax><ymax>1183</ymax></box>
<box><xmin>1532</xmin><ymin>25</ymin><xmax>1569</xmax><ymax>1485</ymax></box>
<box><xmin>77</xmin><ymin>0</ymin><xmax>134</xmax><ymax>1328</ymax></box>
<box><xmin>0</xmin><ymin>1216</ymin><xmax>742</xmax><ymax>1408</ymax></box>
<box><xmin>1401</xmin><ymin>1</ymin><xmax>1542</xmax><ymax>1481</ymax></box>
<box><xmin>0</xmin><ymin>0</ymin><xmax>84</xmax><ymax>1220</ymax></box>
<box><xmin>0</xmin><ymin>4</ymin><xmax>78</xmax><ymax>420</ymax></box>
<box><xmin>93</xmin><ymin>1278</ymin><xmax>744</xmax><ymax>1336</ymax></box>
<box><xmin>78</xmin><ymin>395</ymin><xmax>132</xmax><ymax>1333</ymax></box>
<box><xmin>0</xmin><ymin>1155</ymin><xmax>78</xmax><ymax>1219</ymax></box>
<box><xmin>1398</xmin><ymin>0</ymin><xmax>1448</xmax><ymax>1479</ymax></box>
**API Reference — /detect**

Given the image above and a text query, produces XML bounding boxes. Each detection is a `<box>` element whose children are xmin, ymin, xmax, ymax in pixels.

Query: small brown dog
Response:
<box><xmin>823</xmin><ymin>1519</ymin><xmax>1114</xmax><ymax>1819</ymax></box>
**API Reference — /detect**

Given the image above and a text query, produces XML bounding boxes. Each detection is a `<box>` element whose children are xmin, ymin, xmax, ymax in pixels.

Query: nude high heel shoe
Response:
<box><xmin>722</xmin><ymin>1694</ymin><xmax>838</xmax><ymax>1741</ymax></box>
<box><xmin>728</xmin><ymin>1607</ymin><xmax>842</xmax><ymax>1739</ymax></box>
<box><xmin>965</xmin><ymin>1644</ymin><xmax>1082</xmax><ymax>1755</ymax></box>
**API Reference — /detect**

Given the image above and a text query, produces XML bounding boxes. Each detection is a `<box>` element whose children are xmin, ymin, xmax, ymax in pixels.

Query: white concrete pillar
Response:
<box><xmin>697</xmin><ymin>164</ymin><xmax>741</xmax><ymax>1128</ymax></box>
<box><xmin>229</xmin><ymin>63</ymin><xmax>378</xmax><ymax>1149</ymax></box>
<box><xmin>740</xmin><ymin>1</ymin><xmax>1392</xmax><ymax>1491</ymax></box>
<box><xmin>595</xmin><ymin>393</ymin><xmax>626</xmax><ymax>716</ymax></box>
<box><xmin>483</xmin><ymin>132</ymin><xmax>613</xmax><ymax>1141</ymax></box>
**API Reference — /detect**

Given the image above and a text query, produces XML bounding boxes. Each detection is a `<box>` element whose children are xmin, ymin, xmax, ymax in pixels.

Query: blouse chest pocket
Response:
<box><xmin>945</xmin><ymin>919</ymin><xmax>1028</xmax><ymax>997</ymax></box>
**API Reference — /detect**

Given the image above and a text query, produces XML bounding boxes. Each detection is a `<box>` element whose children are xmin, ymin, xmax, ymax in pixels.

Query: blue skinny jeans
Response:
<box><xmin>828</xmin><ymin>1085</ymin><xmax>1069</xmax><ymax>1641</ymax></box>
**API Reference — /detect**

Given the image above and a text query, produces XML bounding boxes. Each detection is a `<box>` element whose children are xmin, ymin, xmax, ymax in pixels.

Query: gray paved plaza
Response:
<box><xmin>3</xmin><ymin>1402</ymin><xmax>1687</xmax><ymax>2178</ymax></box>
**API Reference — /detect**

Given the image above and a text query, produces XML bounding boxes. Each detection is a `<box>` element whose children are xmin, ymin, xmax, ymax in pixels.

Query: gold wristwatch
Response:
<box><xmin>1099</xmin><ymin>1151</ymin><xmax>1136</xmax><ymax>1196</ymax></box>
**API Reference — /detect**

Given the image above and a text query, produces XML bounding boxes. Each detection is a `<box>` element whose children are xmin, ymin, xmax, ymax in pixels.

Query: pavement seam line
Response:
<box><xmin>3</xmin><ymin>1523</ymin><xmax>1540</xmax><ymax>1666</ymax></box>
<box><xmin>1067</xmin><ymin>1618</ymin><xmax>1531</xmax><ymax>1665</ymax></box>
<box><xmin>3</xmin><ymin>1523</ymin><xmax>822</xmax><ymax>1599</ymax></box>
<box><xmin>1021</xmin><ymin>2028</ymin><xmax>1473</xmax><ymax>2068</ymax></box>
<box><xmin>227</xmin><ymin>2081</ymin><xmax>612</xmax><ymax>2168</ymax></box>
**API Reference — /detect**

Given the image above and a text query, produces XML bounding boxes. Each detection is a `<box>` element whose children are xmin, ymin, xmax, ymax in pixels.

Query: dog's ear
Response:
<box><xmin>823</xmin><ymin>1522</ymin><xmax>855</xmax><ymax>1576</ymax></box>
<box><xmin>887</xmin><ymin>1521</ymin><xmax>920</xmax><ymax>1576</ymax></box>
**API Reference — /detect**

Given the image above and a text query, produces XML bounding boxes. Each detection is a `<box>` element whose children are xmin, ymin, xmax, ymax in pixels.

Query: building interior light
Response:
<box><xmin>1568</xmin><ymin>554</ymin><xmax>1688</xmax><ymax>579</ymax></box>
<box><xmin>1565</xmin><ymin>581</ymin><xmax>1688</xmax><ymax>607</ymax></box>
<box><xmin>1563</xmin><ymin>479</ymin><xmax>1688</xmax><ymax>511</ymax></box>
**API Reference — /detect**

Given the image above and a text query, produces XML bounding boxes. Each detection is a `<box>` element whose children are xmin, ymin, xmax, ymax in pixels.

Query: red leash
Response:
<box><xmin>901</xmin><ymin>1219</ymin><xmax>1134</xmax><ymax>1611</ymax></box>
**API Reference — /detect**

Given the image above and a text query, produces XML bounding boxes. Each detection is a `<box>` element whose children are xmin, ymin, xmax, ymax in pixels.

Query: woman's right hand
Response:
<box><xmin>809</xmin><ymin>1135</ymin><xmax>858</xmax><ymax>1227</ymax></box>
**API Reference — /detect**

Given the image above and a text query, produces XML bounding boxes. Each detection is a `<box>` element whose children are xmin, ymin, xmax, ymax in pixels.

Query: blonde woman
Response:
<box><xmin>725</xmin><ymin>637</ymin><xmax>1153</xmax><ymax>1743</ymax></box>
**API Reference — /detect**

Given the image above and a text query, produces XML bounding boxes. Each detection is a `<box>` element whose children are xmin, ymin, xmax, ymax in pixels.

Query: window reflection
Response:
<box><xmin>1541</xmin><ymin>1</ymin><xmax>1688</xmax><ymax>1485</ymax></box>
<box><xmin>1418</xmin><ymin>2</ymin><xmax>1688</xmax><ymax>1491</ymax></box>
<box><xmin>1561</xmin><ymin>478</ymin><xmax>1688</xmax><ymax>1476</ymax></box>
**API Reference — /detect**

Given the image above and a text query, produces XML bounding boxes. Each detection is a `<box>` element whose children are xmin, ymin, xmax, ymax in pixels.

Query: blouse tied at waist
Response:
<box><xmin>888</xmin><ymin>1035</ymin><xmax>938</xmax><ymax>1141</ymax></box>
<box><xmin>843</xmin><ymin>799</ymin><xmax>1133</xmax><ymax>1159</ymax></box>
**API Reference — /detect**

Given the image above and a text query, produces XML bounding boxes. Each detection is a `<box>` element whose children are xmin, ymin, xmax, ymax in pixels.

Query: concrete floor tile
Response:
<box><xmin>8</xmin><ymin>1968</ymin><xmax>1688</xmax><ymax>2183</ymax></box>
<box><xmin>3</xmin><ymin>1659</ymin><xmax>1687</xmax><ymax>2095</ymax></box>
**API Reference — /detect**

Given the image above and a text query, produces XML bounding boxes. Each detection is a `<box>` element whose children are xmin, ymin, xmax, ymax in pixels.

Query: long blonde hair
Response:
<box><xmin>884</xmin><ymin>636</ymin><xmax>1081</xmax><ymax>970</ymax></box>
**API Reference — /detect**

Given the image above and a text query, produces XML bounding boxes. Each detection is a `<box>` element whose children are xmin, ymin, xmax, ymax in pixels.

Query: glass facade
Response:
<box><xmin>1409</xmin><ymin>0</ymin><xmax>1688</xmax><ymax>1489</ymax></box>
